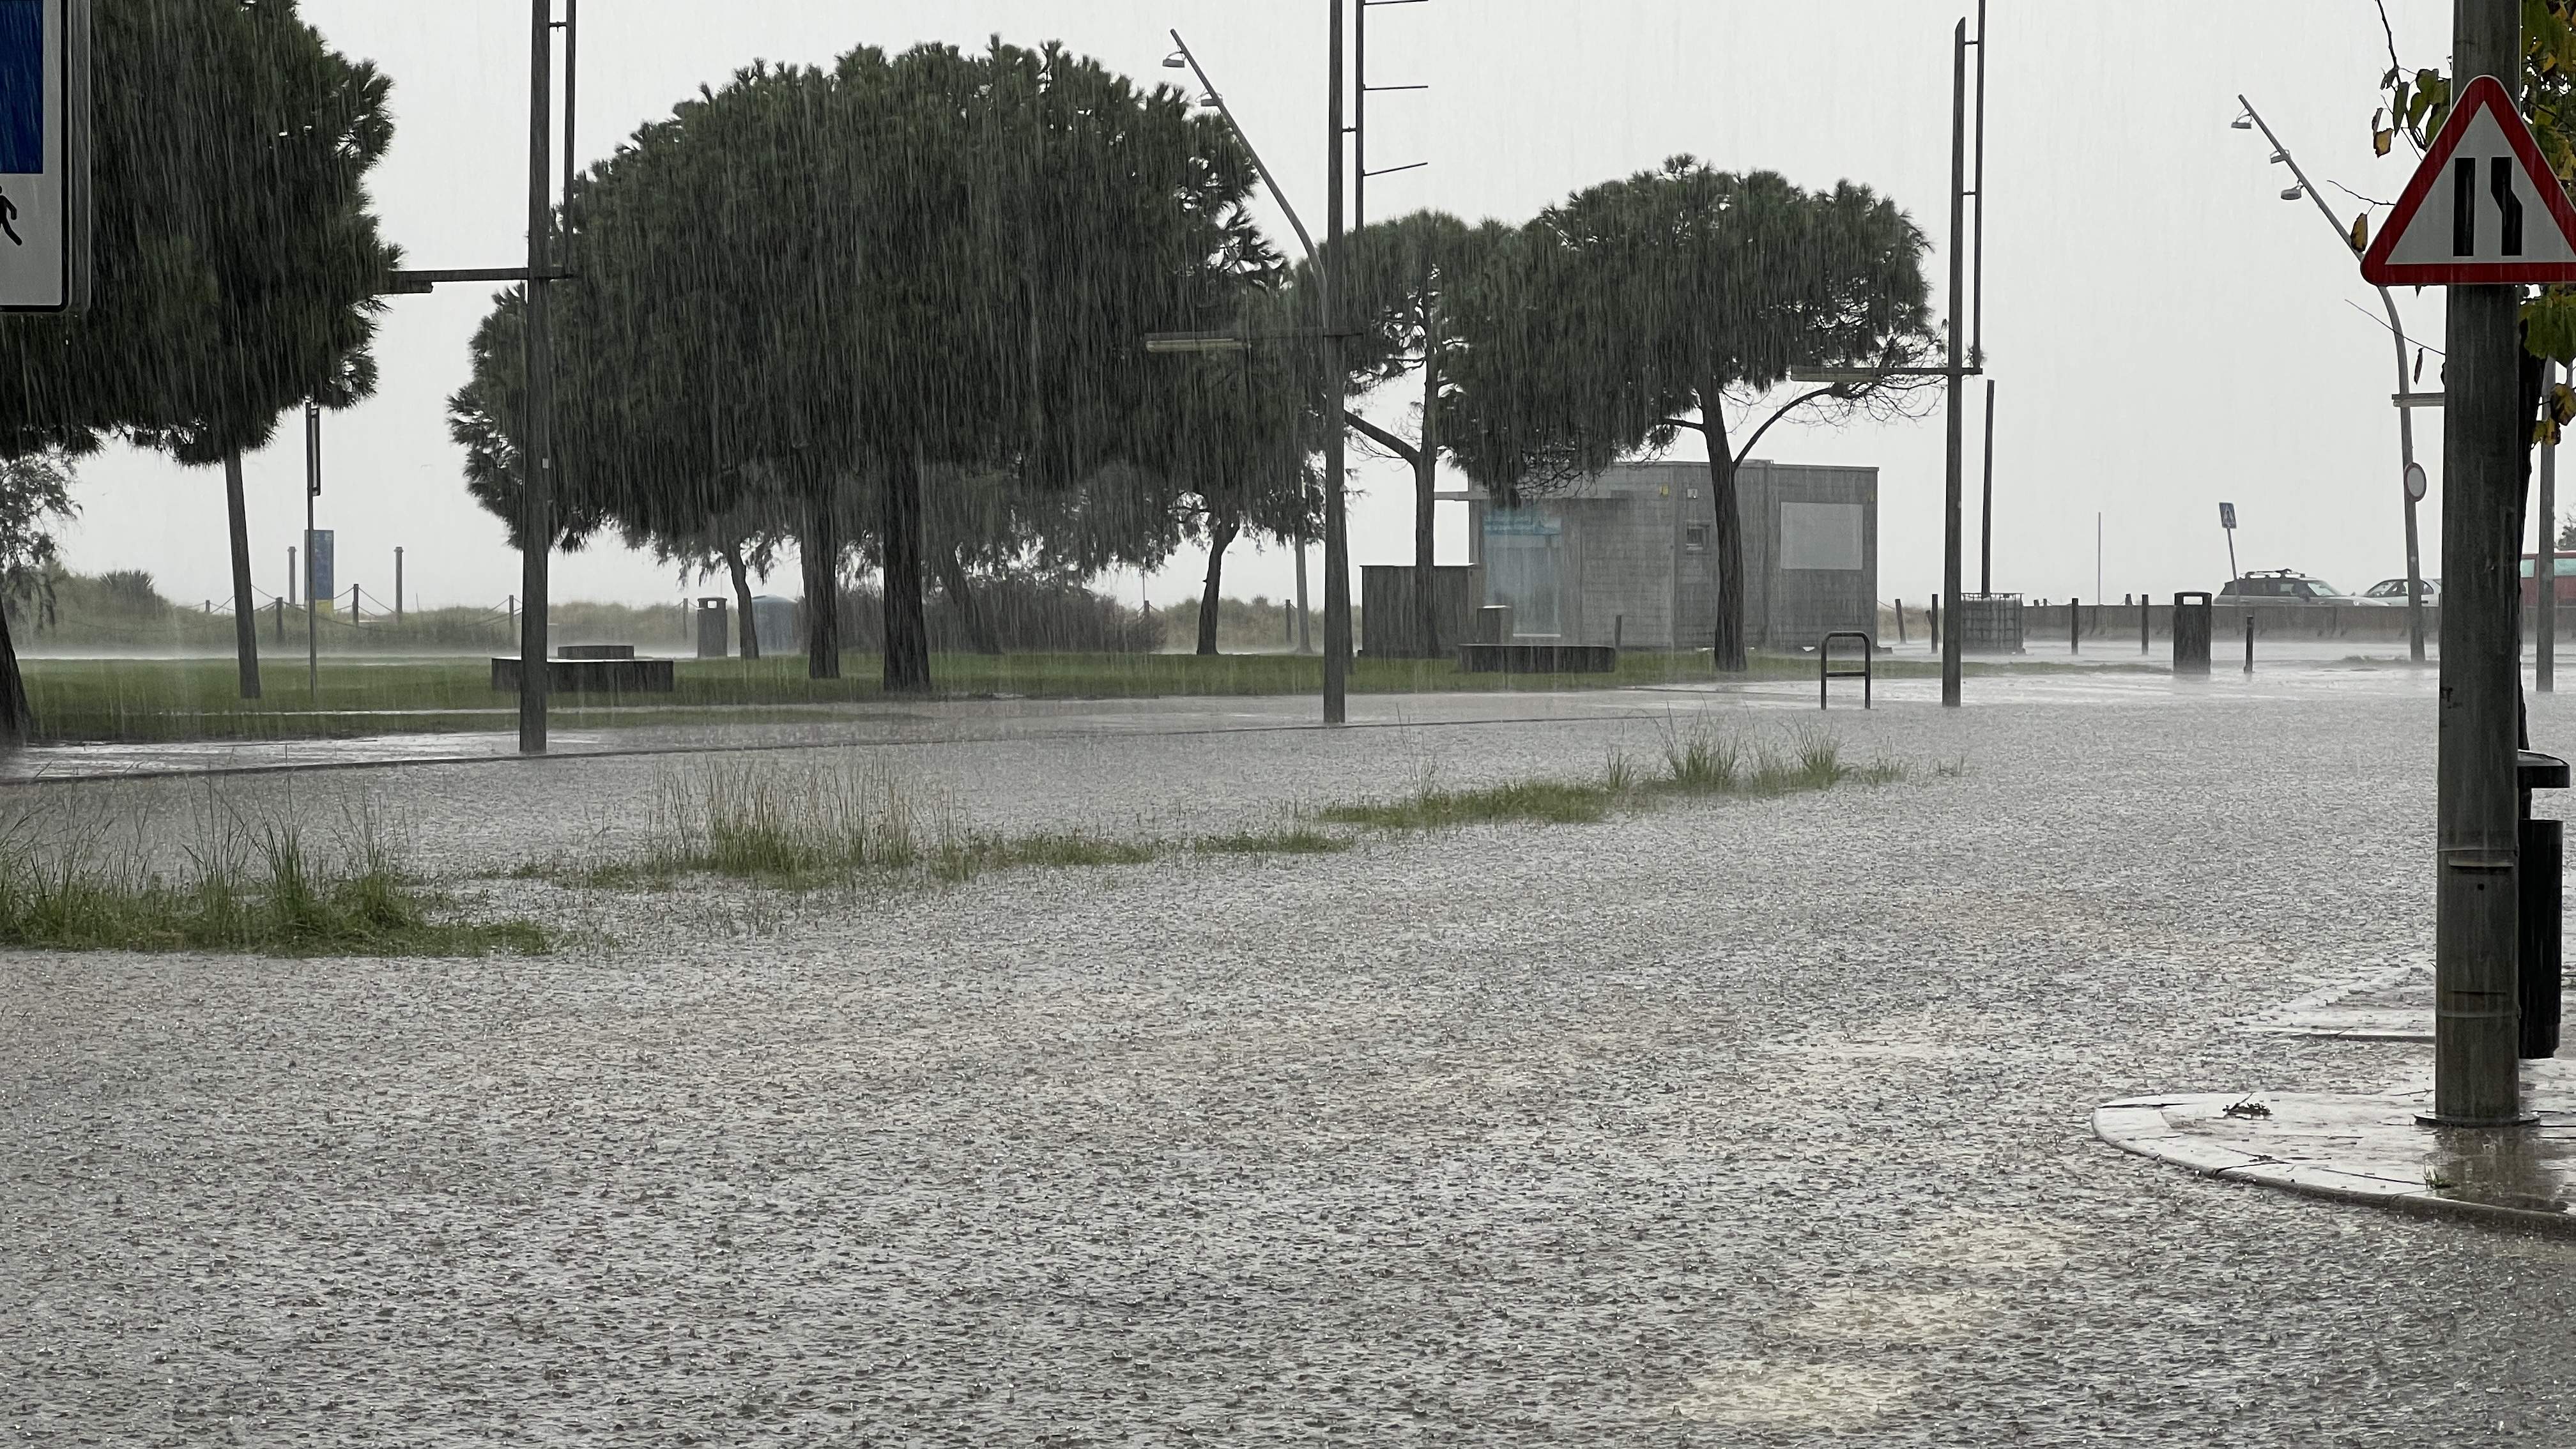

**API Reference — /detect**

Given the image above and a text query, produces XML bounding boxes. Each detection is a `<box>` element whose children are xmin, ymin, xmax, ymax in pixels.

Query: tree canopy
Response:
<box><xmin>452</xmin><ymin>39</ymin><xmax>1281</xmax><ymax>687</ymax></box>
<box><xmin>1443</xmin><ymin>159</ymin><xmax>1933</xmax><ymax>669</ymax></box>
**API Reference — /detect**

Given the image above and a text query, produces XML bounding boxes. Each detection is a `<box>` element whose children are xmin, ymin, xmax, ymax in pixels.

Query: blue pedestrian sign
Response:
<box><xmin>2220</xmin><ymin>502</ymin><xmax>2237</xmax><ymax>531</ymax></box>
<box><xmin>305</xmin><ymin>529</ymin><xmax>334</xmax><ymax>608</ymax></box>
<box><xmin>0</xmin><ymin>0</ymin><xmax>84</xmax><ymax>312</ymax></box>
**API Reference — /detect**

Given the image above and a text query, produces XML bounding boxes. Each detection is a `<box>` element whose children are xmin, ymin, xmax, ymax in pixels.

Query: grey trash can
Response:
<box><xmin>2172</xmin><ymin>592</ymin><xmax>2212</xmax><ymax>677</ymax></box>
<box><xmin>696</xmin><ymin>597</ymin><xmax>730</xmax><ymax>659</ymax></box>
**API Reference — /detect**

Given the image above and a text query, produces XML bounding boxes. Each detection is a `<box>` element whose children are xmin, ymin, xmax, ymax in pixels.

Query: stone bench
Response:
<box><xmin>489</xmin><ymin>654</ymin><xmax>675</xmax><ymax>694</ymax></box>
<box><xmin>1454</xmin><ymin>643</ymin><xmax>1620</xmax><ymax>675</ymax></box>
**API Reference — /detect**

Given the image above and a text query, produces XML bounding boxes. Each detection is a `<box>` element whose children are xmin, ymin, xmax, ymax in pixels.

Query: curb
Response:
<box><xmin>2093</xmin><ymin>1093</ymin><xmax>2576</xmax><ymax>1238</ymax></box>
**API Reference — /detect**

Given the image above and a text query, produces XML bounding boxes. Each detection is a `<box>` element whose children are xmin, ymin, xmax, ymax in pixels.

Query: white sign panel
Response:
<box><xmin>0</xmin><ymin>0</ymin><xmax>66</xmax><ymax>311</ymax></box>
<box><xmin>1779</xmin><ymin>502</ymin><xmax>1864</xmax><ymax>572</ymax></box>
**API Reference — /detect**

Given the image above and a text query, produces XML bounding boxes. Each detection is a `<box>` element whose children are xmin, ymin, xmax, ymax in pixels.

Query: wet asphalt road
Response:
<box><xmin>8</xmin><ymin>664</ymin><xmax>2576</xmax><ymax>1445</ymax></box>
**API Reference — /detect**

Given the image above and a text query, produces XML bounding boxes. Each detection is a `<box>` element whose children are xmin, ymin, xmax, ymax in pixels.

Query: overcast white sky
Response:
<box><xmin>54</xmin><ymin>1</ymin><xmax>2481</xmax><ymax>613</ymax></box>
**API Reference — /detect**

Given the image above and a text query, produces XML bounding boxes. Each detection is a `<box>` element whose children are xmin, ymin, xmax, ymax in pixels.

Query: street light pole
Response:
<box><xmin>518</xmin><ymin>0</ymin><xmax>554</xmax><ymax>755</ymax></box>
<box><xmin>2433</xmin><ymin>0</ymin><xmax>2527</xmax><ymax>1126</ymax></box>
<box><xmin>2236</xmin><ymin>96</ymin><xmax>2428</xmax><ymax>663</ymax></box>
<box><xmin>1322</xmin><ymin>0</ymin><xmax>1351</xmax><ymax>724</ymax></box>
<box><xmin>1940</xmin><ymin>19</ymin><xmax>1966</xmax><ymax>707</ymax></box>
<box><xmin>304</xmin><ymin>399</ymin><xmax>319</xmax><ymax>705</ymax></box>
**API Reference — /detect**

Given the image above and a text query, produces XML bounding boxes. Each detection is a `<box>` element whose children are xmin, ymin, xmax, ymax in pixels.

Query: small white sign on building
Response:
<box><xmin>1779</xmin><ymin>502</ymin><xmax>1864</xmax><ymax>572</ymax></box>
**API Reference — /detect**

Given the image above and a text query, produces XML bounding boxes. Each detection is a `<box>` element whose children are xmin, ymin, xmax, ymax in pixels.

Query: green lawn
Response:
<box><xmin>15</xmin><ymin>648</ymin><xmax>2082</xmax><ymax>744</ymax></box>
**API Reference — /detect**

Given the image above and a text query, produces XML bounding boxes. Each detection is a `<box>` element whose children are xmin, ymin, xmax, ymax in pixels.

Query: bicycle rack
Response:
<box><xmin>1821</xmin><ymin>631</ymin><xmax>1873</xmax><ymax>710</ymax></box>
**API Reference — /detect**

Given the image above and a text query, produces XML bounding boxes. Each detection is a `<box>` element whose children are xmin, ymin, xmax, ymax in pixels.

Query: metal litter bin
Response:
<box><xmin>2520</xmin><ymin>749</ymin><xmax>2568</xmax><ymax>1059</ymax></box>
<box><xmin>695</xmin><ymin>597</ymin><xmax>730</xmax><ymax>659</ymax></box>
<box><xmin>2172</xmin><ymin>591</ymin><xmax>2212</xmax><ymax>677</ymax></box>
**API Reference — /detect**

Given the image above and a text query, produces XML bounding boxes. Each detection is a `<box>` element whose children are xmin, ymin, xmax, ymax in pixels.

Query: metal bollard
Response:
<box><xmin>2071</xmin><ymin>596</ymin><xmax>2080</xmax><ymax>656</ymax></box>
<box><xmin>2243</xmin><ymin>614</ymin><xmax>2255</xmax><ymax>675</ymax></box>
<box><xmin>1929</xmin><ymin>593</ymin><xmax>1940</xmax><ymax>652</ymax></box>
<box><xmin>2139</xmin><ymin>597</ymin><xmax>2149</xmax><ymax>655</ymax></box>
<box><xmin>2520</xmin><ymin>750</ymin><xmax>2569</xmax><ymax>1059</ymax></box>
<box><xmin>1895</xmin><ymin>599</ymin><xmax>1907</xmax><ymax>646</ymax></box>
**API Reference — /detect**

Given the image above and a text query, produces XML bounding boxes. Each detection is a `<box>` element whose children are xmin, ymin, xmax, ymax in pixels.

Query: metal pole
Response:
<box><xmin>1940</xmin><ymin>21</ymin><xmax>1966</xmax><ymax>707</ymax></box>
<box><xmin>1322</xmin><ymin>0</ymin><xmax>1351</xmax><ymax>724</ymax></box>
<box><xmin>1979</xmin><ymin>379</ymin><xmax>1995</xmax><ymax>595</ymax></box>
<box><xmin>1970</xmin><ymin>0</ymin><xmax>1986</xmax><ymax>366</ymax></box>
<box><xmin>519</xmin><ymin>0</ymin><xmax>554</xmax><ymax>755</ymax></box>
<box><xmin>2240</xmin><ymin>96</ymin><xmax>2428</xmax><ymax>662</ymax></box>
<box><xmin>2433</xmin><ymin>0</ymin><xmax>2526</xmax><ymax>1126</ymax></box>
<box><xmin>2543</xmin><ymin>358</ymin><xmax>2559</xmax><ymax>693</ymax></box>
<box><xmin>304</xmin><ymin>401</ymin><xmax>319</xmax><ymax>704</ymax></box>
<box><xmin>286</xmin><ymin>546</ymin><xmax>296</xmax><ymax>608</ymax></box>
<box><xmin>1354</xmin><ymin>0</ymin><xmax>1365</xmax><ymax>232</ymax></box>
<box><xmin>394</xmin><ymin>546</ymin><xmax>404</xmax><ymax>621</ymax></box>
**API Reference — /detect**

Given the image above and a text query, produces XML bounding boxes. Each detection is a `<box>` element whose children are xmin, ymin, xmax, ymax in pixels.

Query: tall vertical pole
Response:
<box><xmin>1322</xmin><ymin>0</ymin><xmax>1351</xmax><ymax>724</ymax></box>
<box><xmin>2542</xmin><ymin>358</ymin><xmax>2558</xmax><ymax>693</ymax></box>
<box><xmin>304</xmin><ymin>401</ymin><xmax>319</xmax><ymax>705</ymax></box>
<box><xmin>1978</xmin><ymin>379</ymin><xmax>1996</xmax><ymax>595</ymax></box>
<box><xmin>394</xmin><ymin>546</ymin><xmax>404</xmax><ymax>622</ymax></box>
<box><xmin>519</xmin><ymin>0</ymin><xmax>554</xmax><ymax>755</ymax></box>
<box><xmin>1970</xmin><ymin>0</ymin><xmax>1987</xmax><ymax>368</ymax></box>
<box><xmin>2386</xmin><ymin>293</ymin><xmax>2431</xmax><ymax>664</ymax></box>
<box><xmin>2433</xmin><ymin>0</ymin><xmax>2526</xmax><ymax>1125</ymax></box>
<box><xmin>1940</xmin><ymin>21</ymin><xmax>1966</xmax><ymax>708</ymax></box>
<box><xmin>1353</xmin><ymin>0</ymin><xmax>1365</xmax><ymax>233</ymax></box>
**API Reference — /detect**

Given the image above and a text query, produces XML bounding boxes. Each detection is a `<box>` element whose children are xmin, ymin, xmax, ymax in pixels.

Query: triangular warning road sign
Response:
<box><xmin>2361</xmin><ymin>75</ymin><xmax>2576</xmax><ymax>286</ymax></box>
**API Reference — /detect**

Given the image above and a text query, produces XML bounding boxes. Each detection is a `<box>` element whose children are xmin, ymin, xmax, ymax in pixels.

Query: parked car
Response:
<box><xmin>2362</xmin><ymin>577</ymin><xmax>2439</xmax><ymax>604</ymax></box>
<box><xmin>2219</xmin><ymin>570</ymin><xmax>2354</xmax><ymax>602</ymax></box>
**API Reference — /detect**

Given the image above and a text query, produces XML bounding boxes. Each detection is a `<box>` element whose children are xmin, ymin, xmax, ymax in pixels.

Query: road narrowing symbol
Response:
<box><xmin>2361</xmin><ymin>74</ymin><xmax>2576</xmax><ymax>287</ymax></box>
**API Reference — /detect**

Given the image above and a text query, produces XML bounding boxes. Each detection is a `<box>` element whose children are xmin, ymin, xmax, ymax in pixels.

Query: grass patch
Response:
<box><xmin>0</xmin><ymin>802</ymin><xmax>547</xmax><ymax>956</ymax></box>
<box><xmin>1314</xmin><ymin>778</ymin><xmax>1614</xmax><ymax>830</ymax></box>
<box><xmin>540</xmin><ymin>722</ymin><xmax>1919</xmax><ymax>900</ymax></box>
<box><xmin>17</xmin><ymin>647</ymin><xmax>2104</xmax><ymax>746</ymax></box>
<box><xmin>1318</xmin><ymin>719</ymin><xmax>1910</xmax><ymax>836</ymax></box>
<box><xmin>1193</xmin><ymin>825</ymin><xmax>1354</xmax><ymax>856</ymax></box>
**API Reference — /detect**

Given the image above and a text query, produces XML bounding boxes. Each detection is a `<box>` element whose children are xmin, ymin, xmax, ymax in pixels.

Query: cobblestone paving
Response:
<box><xmin>8</xmin><ymin>668</ymin><xmax>2576</xmax><ymax>1445</ymax></box>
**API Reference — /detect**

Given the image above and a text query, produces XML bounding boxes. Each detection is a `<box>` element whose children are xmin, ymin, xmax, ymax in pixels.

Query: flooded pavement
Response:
<box><xmin>8</xmin><ymin>664</ymin><xmax>2576</xmax><ymax>1444</ymax></box>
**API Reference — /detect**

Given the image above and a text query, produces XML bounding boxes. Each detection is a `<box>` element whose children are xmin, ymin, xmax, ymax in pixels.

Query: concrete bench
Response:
<box><xmin>1455</xmin><ymin>643</ymin><xmax>1620</xmax><ymax>675</ymax></box>
<box><xmin>556</xmin><ymin>643</ymin><xmax>636</xmax><ymax>660</ymax></box>
<box><xmin>489</xmin><ymin>656</ymin><xmax>675</xmax><ymax>694</ymax></box>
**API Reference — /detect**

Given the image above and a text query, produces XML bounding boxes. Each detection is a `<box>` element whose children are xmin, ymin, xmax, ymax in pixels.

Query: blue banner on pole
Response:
<box><xmin>0</xmin><ymin>1</ymin><xmax>40</xmax><ymax>176</ymax></box>
<box><xmin>307</xmin><ymin>529</ymin><xmax>335</xmax><ymax>606</ymax></box>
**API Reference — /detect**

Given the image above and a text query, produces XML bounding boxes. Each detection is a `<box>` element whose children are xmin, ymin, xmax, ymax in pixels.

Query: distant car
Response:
<box><xmin>2220</xmin><ymin>570</ymin><xmax>2354</xmax><ymax>603</ymax></box>
<box><xmin>2362</xmin><ymin>577</ymin><xmax>2439</xmax><ymax>604</ymax></box>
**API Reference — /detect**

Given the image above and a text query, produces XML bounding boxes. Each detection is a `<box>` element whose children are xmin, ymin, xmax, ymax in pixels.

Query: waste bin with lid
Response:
<box><xmin>2520</xmin><ymin>749</ymin><xmax>2568</xmax><ymax>1059</ymax></box>
<box><xmin>2171</xmin><ymin>592</ymin><xmax>2212</xmax><ymax>677</ymax></box>
<box><xmin>695</xmin><ymin>597</ymin><xmax>730</xmax><ymax>659</ymax></box>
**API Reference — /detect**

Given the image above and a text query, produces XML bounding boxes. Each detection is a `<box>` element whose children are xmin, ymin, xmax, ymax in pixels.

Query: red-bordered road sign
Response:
<box><xmin>2361</xmin><ymin>74</ymin><xmax>2576</xmax><ymax>286</ymax></box>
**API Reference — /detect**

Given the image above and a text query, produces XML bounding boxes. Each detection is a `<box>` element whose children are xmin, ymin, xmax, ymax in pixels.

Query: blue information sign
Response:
<box><xmin>306</xmin><ymin>529</ymin><xmax>334</xmax><ymax>607</ymax></box>
<box><xmin>0</xmin><ymin>1</ymin><xmax>38</xmax><ymax>176</ymax></box>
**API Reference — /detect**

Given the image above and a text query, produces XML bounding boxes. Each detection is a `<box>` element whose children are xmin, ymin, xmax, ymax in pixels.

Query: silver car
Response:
<box><xmin>2361</xmin><ymin>577</ymin><xmax>2439</xmax><ymax>604</ymax></box>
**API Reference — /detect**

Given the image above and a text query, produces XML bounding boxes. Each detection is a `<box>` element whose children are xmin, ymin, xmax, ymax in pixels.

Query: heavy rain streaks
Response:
<box><xmin>3</xmin><ymin>4</ymin><xmax>2575</xmax><ymax>1446</ymax></box>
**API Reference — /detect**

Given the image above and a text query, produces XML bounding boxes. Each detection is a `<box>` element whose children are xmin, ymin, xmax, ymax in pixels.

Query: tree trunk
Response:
<box><xmin>882</xmin><ymin>451</ymin><xmax>931</xmax><ymax>693</ymax></box>
<box><xmin>0</xmin><ymin>594</ymin><xmax>27</xmax><ymax>746</ymax></box>
<box><xmin>800</xmin><ymin>480</ymin><xmax>841</xmax><ymax>680</ymax></box>
<box><xmin>1416</xmin><ymin>296</ymin><xmax>1442</xmax><ymax>659</ymax></box>
<box><xmin>724</xmin><ymin>541</ymin><xmax>759</xmax><ymax>661</ymax></box>
<box><xmin>1703</xmin><ymin>388</ymin><xmax>1747</xmax><ymax>673</ymax></box>
<box><xmin>1197</xmin><ymin>516</ymin><xmax>1239</xmax><ymax>656</ymax></box>
<box><xmin>936</xmin><ymin>542</ymin><xmax>1000</xmax><ymax>656</ymax></box>
<box><xmin>224</xmin><ymin>448</ymin><xmax>261</xmax><ymax>699</ymax></box>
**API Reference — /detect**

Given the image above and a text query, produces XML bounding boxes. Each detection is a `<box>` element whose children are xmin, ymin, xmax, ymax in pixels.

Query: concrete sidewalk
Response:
<box><xmin>2096</xmin><ymin>1061</ymin><xmax>2576</xmax><ymax>1236</ymax></box>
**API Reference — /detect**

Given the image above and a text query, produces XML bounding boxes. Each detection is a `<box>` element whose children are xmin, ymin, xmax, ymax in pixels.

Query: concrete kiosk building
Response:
<box><xmin>1363</xmin><ymin>459</ymin><xmax>1879</xmax><ymax>656</ymax></box>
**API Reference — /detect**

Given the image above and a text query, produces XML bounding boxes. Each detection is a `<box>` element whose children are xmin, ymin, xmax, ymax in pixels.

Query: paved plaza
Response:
<box><xmin>8</xmin><ymin>659</ymin><xmax>2576</xmax><ymax>1444</ymax></box>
